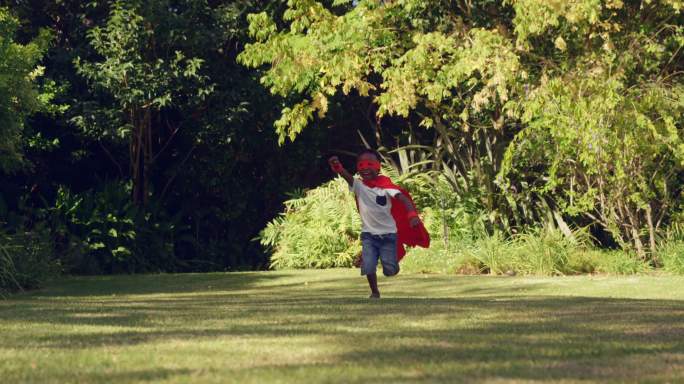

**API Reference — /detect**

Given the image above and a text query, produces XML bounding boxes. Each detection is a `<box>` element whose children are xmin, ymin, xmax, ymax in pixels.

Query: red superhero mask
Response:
<box><xmin>357</xmin><ymin>160</ymin><xmax>381</xmax><ymax>172</ymax></box>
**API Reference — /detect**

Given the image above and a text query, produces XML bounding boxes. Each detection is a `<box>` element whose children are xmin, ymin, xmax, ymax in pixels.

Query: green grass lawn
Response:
<box><xmin>2</xmin><ymin>270</ymin><xmax>684</xmax><ymax>383</ymax></box>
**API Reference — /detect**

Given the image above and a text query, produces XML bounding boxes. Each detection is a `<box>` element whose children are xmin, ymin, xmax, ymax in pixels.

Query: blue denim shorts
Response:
<box><xmin>360</xmin><ymin>232</ymin><xmax>399</xmax><ymax>276</ymax></box>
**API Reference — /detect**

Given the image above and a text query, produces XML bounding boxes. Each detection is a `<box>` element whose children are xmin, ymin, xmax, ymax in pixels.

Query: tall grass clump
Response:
<box><xmin>655</xmin><ymin>222</ymin><xmax>684</xmax><ymax>274</ymax></box>
<box><xmin>402</xmin><ymin>243</ymin><xmax>481</xmax><ymax>274</ymax></box>
<box><xmin>466</xmin><ymin>233</ymin><xmax>515</xmax><ymax>274</ymax></box>
<box><xmin>444</xmin><ymin>228</ymin><xmax>596</xmax><ymax>276</ymax></box>
<box><xmin>405</xmin><ymin>226</ymin><xmax>653</xmax><ymax>276</ymax></box>
<box><xmin>0</xmin><ymin>228</ymin><xmax>59</xmax><ymax>296</ymax></box>
<box><xmin>509</xmin><ymin>227</ymin><xmax>594</xmax><ymax>275</ymax></box>
<box><xmin>481</xmin><ymin>229</ymin><xmax>652</xmax><ymax>275</ymax></box>
<box><xmin>0</xmin><ymin>237</ymin><xmax>21</xmax><ymax>295</ymax></box>
<box><xmin>593</xmin><ymin>250</ymin><xmax>652</xmax><ymax>275</ymax></box>
<box><xmin>260</xmin><ymin>178</ymin><xmax>361</xmax><ymax>269</ymax></box>
<box><xmin>657</xmin><ymin>241</ymin><xmax>684</xmax><ymax>274</ymax></box>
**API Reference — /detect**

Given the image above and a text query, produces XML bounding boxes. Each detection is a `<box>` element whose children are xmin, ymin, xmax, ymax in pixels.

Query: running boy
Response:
<box><xmin>328</xmin><ymin>150</ymin><xmax>429</xmax><ymax>298</ymax></box>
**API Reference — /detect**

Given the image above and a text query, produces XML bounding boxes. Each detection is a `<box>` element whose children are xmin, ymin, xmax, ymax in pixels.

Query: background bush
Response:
<box><xmin>263</xmin><ymin>167</ymin><xmax>664</xmax><ymax>276</ymax></box>
<box><xmin>50</xmin><ymin>182</ymin><xmax>182</xmax><ymax>274</ymax></box>
<box><xmin>260</xmin><ymin>178</ymin><xmax>361</xmax><ymax>269</ymax></box>
<box><xmin>656</xmin><ymin>223</ymin><xmax>684</xmax><ymax>274</ymax></box>
<box><xmin>1</xmin><ymin>1</ymin><xmax>682</xmax><ymax>286</ymax></box>
<box><xmin>658</xmin><ymin>241</ymin><xmax>684</xmax><ymax>275</ymax></box>
<box><xmin>0</xmin><ymin>227</ymin><xmax>59</xmax><ymax>295</ymax></box>
<box><xmin>0</xmin><ymin>238</ymin><xmax>20</xmax><ymax>295</ymax></box>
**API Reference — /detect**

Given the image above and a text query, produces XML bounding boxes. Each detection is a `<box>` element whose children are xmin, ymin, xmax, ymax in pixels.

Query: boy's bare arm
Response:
<box><xmin>396</xmin><ymin>193</ymin><xmax>421</xmax><ymax>228</ymax></box>
<box><xmin>328</xmin><ymin>156</ymin><xmax>354</xmax><ymax>186</ymax></box>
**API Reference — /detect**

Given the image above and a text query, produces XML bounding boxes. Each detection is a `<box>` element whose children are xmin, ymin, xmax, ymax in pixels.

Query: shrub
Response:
<box><xmin>508</xmin><ymin>227</ymin><xmax>591</xmax><ymax>275</ymax></box>
<box><xmin>383</xmin><ymin>167</ymin><xmax>491</xmax><ymax>274</ymax></box>
<box><xmin>0</xmin><ymin>227</ymin><xmax>59</xmax><ymax>295</ymax></box>
<box><xmin>259</xmin><ymin>170</ymin><xmax>657</xmax><ymax>277</ymax></box>
<box><xmin>657</xmin><ymin>241</ymin><xmax>684</xmax><ymax>274</ymax></box>
<box><xmin>261</xmin><ymin>168</ymin><xmax>489</xmax><ymax>270</ymax></box>
<box><xmin>593</xmin><ymin>250</ymin><xmax>652</xmax><ymax>275</ymax></box>
<box><xmin>655</xmin><ymin>221</ymin><xmax>684</xmax><ymax>274</ymax></box>
<box><xmin>386</xmin><ymin>168</ymin><xmax>488</xmax><ymax>246</ymax></box>
<box><xmin>0</xmin><ymin>238</ymin><xmax>21</xmax><ymax>295</ymax></box>
<box><xmin>51</xmin><ymin>182</ymin><xmax>180</xmax><ymax>274</ymax></box>
<box><xmin>401</xmin><ymin>242</ymin><xmax>481</xmax><ymax>275</ymax></box>
<box><xmin>260</xmin><ymin>178</ymin><xmax>361</xmax><ymax>269</ymax></box>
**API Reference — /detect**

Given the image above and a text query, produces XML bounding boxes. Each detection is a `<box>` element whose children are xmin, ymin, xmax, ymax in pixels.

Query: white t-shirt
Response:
<box><xmin>351</xmin><ymin>178</ymin><xmax>401</xmax><ymax>235</ymax></box>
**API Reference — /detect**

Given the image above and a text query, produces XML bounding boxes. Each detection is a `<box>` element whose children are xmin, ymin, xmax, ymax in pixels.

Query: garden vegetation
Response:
<box><xmin>1</xmin><ymin>0</ymin><xmax>683</xmax><ymax>293</ymax></box>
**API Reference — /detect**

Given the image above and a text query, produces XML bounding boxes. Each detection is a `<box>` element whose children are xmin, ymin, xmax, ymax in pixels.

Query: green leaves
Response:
<box><xmin>239</xmin><ymin>1</ymin><xmax>397</xmax><ymax>142</ymax></box>
<box><xmin>240</xmin><ymin>1</ymin><xmax>525</xmax><ymax>143</ymax></box>
<box><xmin>274</xmin><ymin>102</ymin><xmax>316</xmax><ymax>144</ymax></box>
<box><xmin>260</xmin><ymin>177</ymin><xmax>361</xmax><ymax>269</ymax></box>
<box><xmin>244</xmin><ymin>0</ymin><xmax>683</xmax><ymax>256</ymax></box>
<box><xmin>0</xmin><ymin>7</ymin><xmax>51</xmax><ymax>172</ymax></box>
<box><xmin>246</xmin><ymin>12</ymin><xmax>277</xmax><ymax>42</ymax></box>
<box><xmin>509</xmin><ymin>0</ymin><xmax>603</xmax><ymax>45</ymax></box>
<box><xmin>379</xmin><ymin>28</ymin><xmax>520</xmax><ymax>122</ymax></box>
<box><xmin>75</xmin><ymin>2</ymin><xmax>211</xmax><ymax>111</ymax></box>
<box><xmin>503</xmin><ymin>67</ymin><xmax>684</xmax><ymax>253</ymax></box>
<box><xmin>51</xmin><ymin>182</ymin><xmax>179</xmax><ymax>274</ymax></box>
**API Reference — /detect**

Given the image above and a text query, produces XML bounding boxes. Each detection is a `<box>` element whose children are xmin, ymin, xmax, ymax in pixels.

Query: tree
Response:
<box><xmin>501</xmin><ymin>0</ymin><xmax>684</xmax><ymax>256</ymax></box>
<box><xmin>74</xmin><ymin>0</ymin><xmax>213</xmax><ymax>205</ymax></box>
<box><xmin>0</xmin><ymin>7</ymin><xmax>50</xmax><ymax>172</ymax></box>
<box><xmin>240</xmin><ymin>0</ymin><xmax>684</xmax><ymax>257</ymax></box>
<box><xmin>3</xmin><ymin>0</ymin><xmax>329</xmax><ymax>270</ymax></box>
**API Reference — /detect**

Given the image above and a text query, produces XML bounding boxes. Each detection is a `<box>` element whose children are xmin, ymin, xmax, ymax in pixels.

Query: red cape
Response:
<box><xmin>358</xmin><ymin>175</ymin><xmax>430</xmax><ymax>261</ymax></box>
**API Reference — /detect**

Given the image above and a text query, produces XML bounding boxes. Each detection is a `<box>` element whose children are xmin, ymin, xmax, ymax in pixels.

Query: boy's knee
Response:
<box><xmin>383</xmin><ymin>265</ymin><xmax>399</xmax><ymax>277</ymax></box>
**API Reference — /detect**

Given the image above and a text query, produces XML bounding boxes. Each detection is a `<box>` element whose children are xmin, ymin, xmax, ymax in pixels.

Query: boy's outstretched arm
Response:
<box><xmin>396</xmin><ymin>193</ymin><xmax>421</xmax><ymax>228</ymax></box>
<box><xmin>328</xmin><ymin>156</ymin><xmax>354</xmax><ymax>186</ymax></box>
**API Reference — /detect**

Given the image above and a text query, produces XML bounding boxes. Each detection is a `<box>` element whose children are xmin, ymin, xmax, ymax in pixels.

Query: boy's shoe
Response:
<box><xmin>369</xmin><ymin>292</ymin><xmax>380</xmax><ymax>299</ymax></box>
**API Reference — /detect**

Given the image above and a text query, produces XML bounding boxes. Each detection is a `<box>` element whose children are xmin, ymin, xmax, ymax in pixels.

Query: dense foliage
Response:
<box><xmin>0</xmin><ymin>0</ymin><xmax>334</xmax><ymax>290</ymax></box>
<box><xmin>0</xmin><ymin>7</ymin><xmax>50</xmax><ymax>171</ymax></box>
<box><xmin>261</xmin><ymin>177</ymin><xmax>361</xmax><ymax>268</ymax></box>
<box><xmin>0</xmin><ymin>228</ymin><xmax>58</xmax><ymax>295</ymax></box>
<box><xmin>242</xmin><ymin>0</ymin><xmax>684</xmax><ymax>260</ymax></box>
<box><xmin>1</xmin><ymin>1</ymin><xmax>684</xmax><ymax>290</ymax></box>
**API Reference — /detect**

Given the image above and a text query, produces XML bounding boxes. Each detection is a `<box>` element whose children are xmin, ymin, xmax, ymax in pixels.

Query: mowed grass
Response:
<box><xmin>2</xmin><ymin>270</ymin><xmax>684</xmax><ymax>383</ymax></box>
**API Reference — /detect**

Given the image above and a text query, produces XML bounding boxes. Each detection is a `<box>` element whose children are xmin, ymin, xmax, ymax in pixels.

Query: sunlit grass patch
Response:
<box><xmin>2</xmin><ymin>270</ymin><xmax>684</xmax><ymax>383</ymax></box>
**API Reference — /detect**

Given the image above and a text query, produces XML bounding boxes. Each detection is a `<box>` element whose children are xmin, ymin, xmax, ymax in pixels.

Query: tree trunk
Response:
<box><xmin>130</xmin><ymin>107</ymin><xmax>152</xmax><ymax>206</ymax></box>
<box><xmin>646</xmin><ymin>203</ymin><xmax>657</xmax><ymax>256</ymax></box>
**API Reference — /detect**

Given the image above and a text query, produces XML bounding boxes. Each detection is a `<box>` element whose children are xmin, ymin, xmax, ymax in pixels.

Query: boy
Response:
<box><xmin>328</xmin><ymin>150</ymin><xmax>429</xmax><ymax>299</ymax></box>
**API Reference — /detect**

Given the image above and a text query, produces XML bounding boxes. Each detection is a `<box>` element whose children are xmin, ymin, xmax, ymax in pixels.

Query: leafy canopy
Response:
<box><xmin>242</xmin><ymin>0</ymin><xmax>684</xmax><ymax>255</ymax></box>
<box><xmin>0</xmin><ymin>7</ymin><xmax>51</xmax><ymax>171</ymax></box>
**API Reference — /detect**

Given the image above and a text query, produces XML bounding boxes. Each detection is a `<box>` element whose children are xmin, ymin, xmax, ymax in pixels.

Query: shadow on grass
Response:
<box><xmin>2</xmin><ymin>272</ymin><xmax>684</xmax><ymax>382</ymax></box>
<box><xmin>50</xmin><ymin>368</ymin><xmax>195</xmax><ymax>383</ymax></box>
<box><xmin>26</xmin><ymin>271</ymin><xmax>290</xmax><ymax>297</ymax></box>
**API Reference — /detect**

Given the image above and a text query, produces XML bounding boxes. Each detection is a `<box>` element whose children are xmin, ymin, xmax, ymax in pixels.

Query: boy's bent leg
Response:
<box><xmin>379</xmin><ymin>233</ymin><xmax>400</xmax><ymax>277</ymax></box>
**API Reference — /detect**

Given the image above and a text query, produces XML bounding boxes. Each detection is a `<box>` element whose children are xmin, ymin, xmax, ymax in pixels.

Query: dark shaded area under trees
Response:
<box><xmin>0</xmin><ymin>0</ymin><xmax>376</xmax><ymax>280</ymax></box>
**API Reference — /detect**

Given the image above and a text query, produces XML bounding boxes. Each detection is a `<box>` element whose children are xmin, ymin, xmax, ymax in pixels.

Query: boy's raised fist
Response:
<box><xmin>328</xmin><ymin>156</ymin><xmax>344</xmax><ymax>173</ymax></box>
